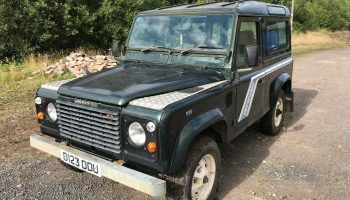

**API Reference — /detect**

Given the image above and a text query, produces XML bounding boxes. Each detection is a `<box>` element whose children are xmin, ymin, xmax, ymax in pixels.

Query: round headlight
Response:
<box><xmin>35</xmin><ymin>97</ymin><xmax>42</xmax><ymax>105</ymax></box>
<box><xmin>47</xmin><ymin>103</ymin><xmax>57</xmax><ymax>121</ymax></box>
<box><xmin>128</xmin><ymin>122</ymin><xmax>146</xmax><ymax>147</ymax></box>
<box><xmin>146</xmin><ymin>122</ymin><xmax>156</xmax><ymax>133</ymax></box>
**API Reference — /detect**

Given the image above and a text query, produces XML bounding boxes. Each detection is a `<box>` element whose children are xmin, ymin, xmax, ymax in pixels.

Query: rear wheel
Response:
<box><xmin>174</xmin><ymin>136</ymin><xmax>221</xmax><ymax>200</ymax></box>
<box><xmin>261</xmin><ymin>91</ymin><xmax>286</xmax><ymax>135</ymax></box>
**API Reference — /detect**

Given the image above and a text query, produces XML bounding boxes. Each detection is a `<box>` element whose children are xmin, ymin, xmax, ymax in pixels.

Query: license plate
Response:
<box><xmin>60</xmin><ymin>150</ymin><xmax>102</xmax><ymax>177</ymax></box>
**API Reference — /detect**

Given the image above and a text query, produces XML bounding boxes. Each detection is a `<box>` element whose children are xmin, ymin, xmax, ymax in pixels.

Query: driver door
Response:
<box><xmin>234</xmin><ymin>17</ymin><xmax>265</xmax><ymax>125</ymax></box>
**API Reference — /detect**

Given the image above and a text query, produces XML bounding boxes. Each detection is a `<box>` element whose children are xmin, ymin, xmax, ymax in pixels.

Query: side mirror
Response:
<box><xmin>112</xmin><ymin>41</ymin><xmax>120</xmax><ymax>57</ymax></box>
<box><xmin>244</xmin><ymin>45</ymin><xmax>258</xmax><ymax>67</ymax></box>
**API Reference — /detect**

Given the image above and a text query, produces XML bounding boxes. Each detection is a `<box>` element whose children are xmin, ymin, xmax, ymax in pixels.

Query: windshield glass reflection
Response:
<box><xmin>128</xmin><ymin>14</ymin><xmax>234</xmax><ymax>51</ymax></box>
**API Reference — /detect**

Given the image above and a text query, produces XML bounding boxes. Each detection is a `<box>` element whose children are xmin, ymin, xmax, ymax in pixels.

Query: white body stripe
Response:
<box><xmin>41</xmin><ymin>79</ymin><xmax>75</xmax><ymax>91</ymax></box>
<box><xmin>129</xmin><ymin>80</ymin><xmax>228</xmax><ymax>110</ymax></box>
<box><xmin>238</xmin><ymin>57</ymin><xmax>293</xmax><ymax>122</ymax></box>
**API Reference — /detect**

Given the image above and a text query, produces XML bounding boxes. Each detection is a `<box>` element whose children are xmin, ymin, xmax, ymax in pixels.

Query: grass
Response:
<box><xmin>292</xmin><ymin>30</ymin><xmax>350</xmax><ymax>55</ymax></box>
<box><xmin>1</xmin><ymin>55</ymin><xmax>47</xmax><ymax>85</ymax></box>
<box><xmin>0</xmin><ymin>47</ymin><xmax>105</xmax><ymax>87</ymax></box>
<box><xmin>0</xmin><ymin>54</ymin><xmax>74</xmax><ymax>113</ymax></box>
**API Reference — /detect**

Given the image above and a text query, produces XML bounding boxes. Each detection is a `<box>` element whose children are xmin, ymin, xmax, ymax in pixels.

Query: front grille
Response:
<box><xmin>56</xmin><ymin>100</ymin><xmax>121</xmax><ymax>154</ymax></box>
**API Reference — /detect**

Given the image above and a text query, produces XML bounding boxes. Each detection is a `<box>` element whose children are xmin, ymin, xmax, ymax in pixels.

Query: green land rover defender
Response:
<box><xmin>31</xmin><ymin>1</ymin><xmax>293</xmax><ymax>199</ymax></box>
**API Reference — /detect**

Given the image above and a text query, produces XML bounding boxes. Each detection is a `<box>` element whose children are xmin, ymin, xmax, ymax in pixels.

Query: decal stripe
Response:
<box><xmin>129</xmin><ymin>80</ymin><xmax>228</xmax><ymax>110</ymax></box>
<box><xmin>238</xmin><ymin>57</ymin><xmax>293</xmax><ymax>122</ymax></box>
<box><xmin>41</xmin><ymin>79</ymin><xmax>75</xmax><ymax>91</ymax></box>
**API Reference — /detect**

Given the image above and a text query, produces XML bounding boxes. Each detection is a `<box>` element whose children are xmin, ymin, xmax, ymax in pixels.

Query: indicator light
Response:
<box><xmin>37</xmin><ymin>112</ymin><xmax>44</xmax><ymax>120</ymax></box>
<box><xmin>147</xmin><ymin>142</ymin><xmax>157</xmax><ymax>153</ymax></box>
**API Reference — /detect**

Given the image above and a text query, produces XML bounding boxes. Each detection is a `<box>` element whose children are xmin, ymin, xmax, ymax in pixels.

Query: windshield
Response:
<box><xmin>128</xmin><ymin>14</ymin><xmax>234</xmax><ymax>51</ymax></box>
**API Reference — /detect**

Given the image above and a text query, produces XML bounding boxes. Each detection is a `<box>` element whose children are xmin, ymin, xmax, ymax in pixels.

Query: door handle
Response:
<box><xmin>258</xmin><ymin>79</ymin><xmax>265</xmax><ymax>86</ymax></box>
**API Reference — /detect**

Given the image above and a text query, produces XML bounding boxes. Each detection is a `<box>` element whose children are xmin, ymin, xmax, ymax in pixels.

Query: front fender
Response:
<box><xmin>168</xmin><ymin>108</ymin><xmax>225</xmax><ymax>174</ymax></box>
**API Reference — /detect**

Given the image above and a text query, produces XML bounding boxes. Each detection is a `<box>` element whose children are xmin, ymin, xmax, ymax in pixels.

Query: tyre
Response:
<box><xmin>175</xmin><ymin>136</ymin><xmax>221</xmax><ymax>200</ymax></box>
<box><xmin>261</xmin><ymin>90</ymin><xmax>286</xmax><ymax>135</ymax></box>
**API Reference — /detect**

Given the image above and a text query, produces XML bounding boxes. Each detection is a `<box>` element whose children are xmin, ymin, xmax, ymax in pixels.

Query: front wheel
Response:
<box><xmin>261</xmin><ymin>91</ymin><xmax>286</xmax><ymax>135</ymax></box>
<box><xmin>175</xmin><ymin>136</ymin><xmax>221</xmax><ymax>200</ymax></box>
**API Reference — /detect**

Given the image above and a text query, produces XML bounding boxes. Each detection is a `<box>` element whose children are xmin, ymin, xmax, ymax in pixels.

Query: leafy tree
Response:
<box><xmin>1</xmin><ymin>0</ymin><xmax>350</xmax><ymax>62</ymax></box>
<box><xmin>0</xmin><ymin>0</ymin><xmax>32</xmax><ymax>61</ymax></box>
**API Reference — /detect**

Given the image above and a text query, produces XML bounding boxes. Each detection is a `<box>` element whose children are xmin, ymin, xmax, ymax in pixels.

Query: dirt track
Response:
<box><xmin>1</xmin><ymin>48</ymin><xmax>350</xmax><ymax>200</ymax></box>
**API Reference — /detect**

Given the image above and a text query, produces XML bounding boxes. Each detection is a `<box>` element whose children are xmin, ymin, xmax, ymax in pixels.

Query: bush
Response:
<box><xmin>0</xmin><ymin>0</ymin><xmax>168</xmax><ymax>62</ymax></box>
<box><xmin>0</xmin><ymin>0</ymin><xmax>349</xmax><ymax>62</ymax></box>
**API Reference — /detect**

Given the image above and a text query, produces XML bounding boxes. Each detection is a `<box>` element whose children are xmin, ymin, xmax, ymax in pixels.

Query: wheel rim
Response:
<box><xmin>191</xmin><ymin>154</ymin><xmax>216</xmax><ymax>200</ymax></box>
<box><xmin>274</xmin><ymin>97</ymin><xmax>284</xmax><ymax>127</ymax></box>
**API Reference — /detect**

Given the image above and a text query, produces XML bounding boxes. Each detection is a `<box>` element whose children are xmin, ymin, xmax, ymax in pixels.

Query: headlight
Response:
<box><xmin>35</xmin><ymin>97</ymin><xmax>42</xmax><ymax>105</ymax></box>
<box><xmin>146</xmin><ymin>121</ymin><xmax>156</xmax><ymax>133</ymax></box>
<box><xmin>128</xmin><ymin>122</ymin><xmax>146</xmax><ymax>147</ymax></box>
<box><xmin>47</xmin><ymin>103</ymin><xmax>57</xmax><ymax>121</ymax></box>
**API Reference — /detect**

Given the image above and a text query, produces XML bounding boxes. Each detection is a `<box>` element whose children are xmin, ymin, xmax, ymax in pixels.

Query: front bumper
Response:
<box><xmin>30</xmin><ymin>134</ymin><xmax>166</xmax><ymax>197</ymax></box>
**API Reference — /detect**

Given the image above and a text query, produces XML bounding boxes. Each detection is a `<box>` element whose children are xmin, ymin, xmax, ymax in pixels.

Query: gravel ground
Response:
<box><xmin>1</xmin><ymin>48</ymin><xmax>350</xmax><ymax>200</ymax></box>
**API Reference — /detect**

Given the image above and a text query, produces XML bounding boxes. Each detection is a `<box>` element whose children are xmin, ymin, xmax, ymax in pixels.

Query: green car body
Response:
<box><xmin>35</xmin><ymin>0</ymin><xmax>293</xmax><ymax>184</ymax></box>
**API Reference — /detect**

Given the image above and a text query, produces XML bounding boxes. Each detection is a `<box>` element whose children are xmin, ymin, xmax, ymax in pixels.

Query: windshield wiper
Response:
<box><xmin>180</xmin><ymin>45</ymin><xmax>224</xmax><ymax>55</ymax></box>
<box><xmin>141</xmin><ymin>46</ymin><xmax>173</xmax><ymax>53</ymax></box>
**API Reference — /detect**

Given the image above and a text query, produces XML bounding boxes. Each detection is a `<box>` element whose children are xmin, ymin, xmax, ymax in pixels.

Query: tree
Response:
<box><xmin>1</xmin><ymin>0</ymin><xmax>349</xmax><ymax>62</ymax></box>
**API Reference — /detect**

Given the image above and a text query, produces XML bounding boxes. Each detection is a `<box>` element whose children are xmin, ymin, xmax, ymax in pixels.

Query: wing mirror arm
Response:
<box><xmin>231</xmin><ymin>71</ymin><xmax>239</xmax><ymax>82</ymax></box>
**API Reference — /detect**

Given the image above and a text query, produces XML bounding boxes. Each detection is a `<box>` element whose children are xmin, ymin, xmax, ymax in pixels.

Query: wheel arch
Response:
<box><xmin>168</xmin><ymin>108</ymin><xmax>227</xmax><ymax>174</ymax></box>
<box><xmin>270</xmin><ymin>73</ymin><xmax>293</xmax><ymax>111</ymax></box>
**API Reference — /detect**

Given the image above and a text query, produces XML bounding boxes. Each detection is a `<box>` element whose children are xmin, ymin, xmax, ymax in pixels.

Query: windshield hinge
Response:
<box><xmin>225</xmin><ymin>51</ymin><xmax>232</xmax><ymax>63</ymax></box>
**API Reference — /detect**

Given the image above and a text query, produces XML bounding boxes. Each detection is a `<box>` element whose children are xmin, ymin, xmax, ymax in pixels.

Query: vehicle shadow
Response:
<box><xmin>216</xmin><ymin>88</ymin><xmax>318</xmax><ymax>199</ymax></box>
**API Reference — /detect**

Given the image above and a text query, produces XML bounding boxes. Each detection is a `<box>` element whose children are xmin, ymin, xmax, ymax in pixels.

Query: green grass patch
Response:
<box><xmin>0</xmin><ymin>55</ymin><xmax>75</xmax><ymax>111</ymax></box>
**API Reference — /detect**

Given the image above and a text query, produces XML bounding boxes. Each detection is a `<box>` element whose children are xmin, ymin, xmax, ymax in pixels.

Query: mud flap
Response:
<box><xmin>285</xmin><ymin>91</ymin><xmax>294</xmax><ymax>112</ymax></box>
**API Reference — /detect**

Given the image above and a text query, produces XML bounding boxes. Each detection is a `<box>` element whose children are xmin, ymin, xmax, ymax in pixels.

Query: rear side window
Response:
<box><xmin>266</xmin><ymin>21</ymin><xmax>288</xmax><ymax>54</ymax></box>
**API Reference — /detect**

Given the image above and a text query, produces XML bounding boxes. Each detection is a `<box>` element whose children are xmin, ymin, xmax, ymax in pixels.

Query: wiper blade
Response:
<box><xmin>141</xmin><ymin>46</ymin><xmax>173</xmax><ymax>53</ymax></box>
<box><xmin>180</xmin><ymin>45</ymin><xmax>224</xmax><ymax>55</ymax></box>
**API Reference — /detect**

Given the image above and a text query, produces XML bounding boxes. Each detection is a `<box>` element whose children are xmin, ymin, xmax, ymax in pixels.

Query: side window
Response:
<box><xmin>266</xmin><ymin>21</ymin><xmax>288</xmax><ymax>54</ymax></box>
<box><xmin>235</xmin><ymin>22</ymin><xmax>258</xmax><ymax>68</ymax></box>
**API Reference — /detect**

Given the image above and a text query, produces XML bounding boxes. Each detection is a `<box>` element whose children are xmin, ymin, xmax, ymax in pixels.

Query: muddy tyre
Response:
<box><xmin>175</xmin><ymin>135</ymin><xmax>221</xmax><ymax>200</ymax></box>
<box><xmin>261</xmin><ymin>91</ymin><xmax>286</xmax><ymax>135</ymax></box>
